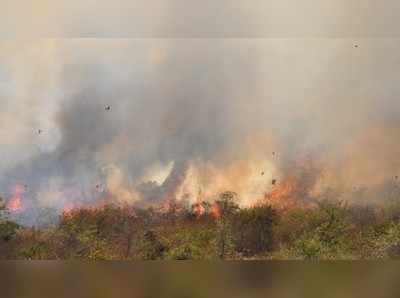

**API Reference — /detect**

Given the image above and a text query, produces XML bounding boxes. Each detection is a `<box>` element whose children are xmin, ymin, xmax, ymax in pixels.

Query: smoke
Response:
<box><xmin>3</xmin><ymin>1</ymin><xmax>400</xmax><ymax>37</ymax></box>
<box><xmin>1</xmin><ymin>39</ymin><xmax>400</xmax><ymax>224</ymax></box>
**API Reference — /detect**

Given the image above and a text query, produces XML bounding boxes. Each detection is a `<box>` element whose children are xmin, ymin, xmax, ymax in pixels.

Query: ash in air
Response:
<box><xmin>0</xmin><ymin>39</ymin><xmax>400</xmax><ymax>225</ymax></box>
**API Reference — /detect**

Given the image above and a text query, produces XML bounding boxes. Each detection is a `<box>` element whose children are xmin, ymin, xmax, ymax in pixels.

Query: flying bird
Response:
<box><xmin>271</xmin><ymin>179</ymin><xmax>277</xmax><ymax>185</ymax></box>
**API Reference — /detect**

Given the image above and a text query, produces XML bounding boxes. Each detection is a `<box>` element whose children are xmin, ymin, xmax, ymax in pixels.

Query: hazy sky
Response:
<box><xmin>2</xmin><ymin>1</ymin><xmax>400</xmax><ymax>37</ymax></box>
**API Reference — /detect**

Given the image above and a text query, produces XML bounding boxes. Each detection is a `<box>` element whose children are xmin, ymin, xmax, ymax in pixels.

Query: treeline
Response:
<box><xmin>1</xmin><ymin>192</ymin><xmax>400</xmax><ymax>260</ymax></box>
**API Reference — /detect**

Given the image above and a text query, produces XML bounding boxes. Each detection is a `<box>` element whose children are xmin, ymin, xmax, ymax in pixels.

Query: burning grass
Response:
<box><xmin>1</xmin><ymin>157</ymin><xmax>400</xmax><ymax>260</ymax></box>
<box><xmin>1</xmin><ymin>189</ymin><xmax>400</xmax><ymax>260</ymax></box>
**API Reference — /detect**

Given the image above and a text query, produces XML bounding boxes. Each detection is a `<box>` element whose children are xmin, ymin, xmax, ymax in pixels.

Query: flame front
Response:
<box><xmin>7</xmin><ymin>184</ymin><xmax>25</xmax><ymax>212</ymax></box>
<box><xmin>264</xmin><ymin>179</ymin><xmax>299</xmax><ymax>210</ymax></box>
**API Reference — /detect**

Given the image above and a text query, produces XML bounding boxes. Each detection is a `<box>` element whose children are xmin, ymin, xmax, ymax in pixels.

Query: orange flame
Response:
<box><xmin>62</xmin><ymin>202</ymin><xmax>78</xmax><ymax>215</ymax></box>
<box><xmin>7</xmin><ymin>184</ymin><xmax>26</xmax><ymax>212</ymax></box>
<box><xmin>210</xmin><ymin>203</ymin><xmax>221</xmax><ymax>219</ymax></box>
<box><xmin>264</xmin><ymin>179</ymin><xmax>299</xmax><ymax>210</ymax></box>
<box><xmin>192</xmin><ymin>202</ymin><xmax>206</xmax><ymax>218</ymax></box>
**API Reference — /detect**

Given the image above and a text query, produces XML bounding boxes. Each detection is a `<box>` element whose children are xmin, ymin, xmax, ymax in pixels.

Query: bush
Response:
<box><xmin>362</xmin><ymin>222</ymin><xmax>400</xmax><ymax>259</ymax></box>
<box><xmin>280</xmin><ymin>200</ymin><xmax>352</xmax><ymax>260</ymax></box>
<box><xmin>19</xmin><ymin>242</ymin><xmax>52</xmax><ymax>260</ymax></box>
<box><xmin>0</xmin><ymin>220</ymin><xmax>19</xmax><ymax>242</ymax></box>
<box><xmin>166</xmin><ymin>243</ymin><xmax>201</xmax><ymax>260</ymax></box>
<box><xmin>140</xmin><ymin>230</ymin><xmax>166</xmax><ymax>260</ymax></box>
<box><xmin>6</xmin><ymin>194</ymin><xmax>400</xmax><ymax>260</ymax></box>
<box><xmin>233</xmin><ymin>205</ymin><xmax>277</xmax><ymax>256</ymax></box>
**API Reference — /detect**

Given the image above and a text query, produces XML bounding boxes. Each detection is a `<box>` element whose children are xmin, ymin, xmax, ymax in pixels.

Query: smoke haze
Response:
<box><xmin>1</xmin><ymin>38</ymin><xmax>400</xmax><ymax>224</ymax></box>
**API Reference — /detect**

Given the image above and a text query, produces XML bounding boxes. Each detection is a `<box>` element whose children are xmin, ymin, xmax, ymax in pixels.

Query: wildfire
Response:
<box><xmin>7</xmin><ymin>184</ymin><xmax>26</xmax><ymax>212</ymax></box>
<box><xmin>210</xmin><ymin>203</ymin><xmax>221</xmax><ymax>219</ymax></box>
<box><xmin>192</xmin><ymin>202</ymin><xmax>206</xmax><ymax>218</ymax></box>
<box><xmin>62</xmin><ymin>202</ymin><xmax>78</xmax><ymax>215</ymax></box>
<box><xmin>62</xmin><ymin>195</ymin><xmax>112</xmax><ymax>216</ymax></box>
<box><xmin>190</xmin><ymin>201</ymin><xmax>222</xmax><ymax>219</ymax></box>
<box><xmin>263</xmin><ymin>177</ymin><xmax>312</xmax><ymax>210</ymax></box>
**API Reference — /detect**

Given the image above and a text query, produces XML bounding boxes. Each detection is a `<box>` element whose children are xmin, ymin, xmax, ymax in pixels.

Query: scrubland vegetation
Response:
<box><xmin>2</xmin><ymin>192</ymin><xmax>400</xmax><ymax>260</ymax></box>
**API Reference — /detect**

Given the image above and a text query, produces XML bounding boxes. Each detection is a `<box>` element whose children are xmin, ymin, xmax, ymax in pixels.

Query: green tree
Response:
<box><xmin>214</xmin><ymin>192</ymin><xmax>239</xmax><ymax>259</ymax></box>
<box><xmin>0</xmin><ymin>197</ymin><xmax>20</xmax><ymax>242</ymax></box>
<box><xmin>292</xmin><ymin>200</ymin><xmax>350</xmax><ymax>260</ymax></box>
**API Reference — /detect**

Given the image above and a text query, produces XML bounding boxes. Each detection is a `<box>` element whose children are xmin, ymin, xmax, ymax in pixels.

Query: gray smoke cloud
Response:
<box><xmin>1</xmin><ymin>39</ymin><xmax>400</xmax><ymax>224</ymax></box>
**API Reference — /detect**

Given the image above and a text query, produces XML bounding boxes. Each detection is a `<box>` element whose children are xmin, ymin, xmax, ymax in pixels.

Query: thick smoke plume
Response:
<box><xmin>1</xmin><ymin>39</ymin><xmax>400</xmax><ymax>225</ymax></box>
